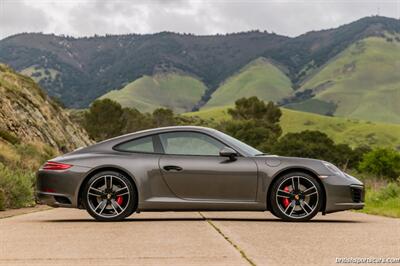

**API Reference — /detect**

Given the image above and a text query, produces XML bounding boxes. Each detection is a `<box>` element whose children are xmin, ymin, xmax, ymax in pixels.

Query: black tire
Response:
<box><xmin>270</xmin><ymin>172</ymin><xmax>322</xmax><ymax>222</ymax></box>
<box><xmin>83</xmin><ymin>171</ymin><xmax>136</xmax><ymax>221</ymax></box>
<box><xmin>269</xmin><ymin>205</ymin><xmax>280</xmax><ymax>219</ymax></box>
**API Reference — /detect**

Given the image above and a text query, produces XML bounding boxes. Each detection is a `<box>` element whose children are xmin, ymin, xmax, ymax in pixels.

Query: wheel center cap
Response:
<box><xmin>107</xmin><ymin>194</ymin><xmax>111</xmax><ymax>200</ymax></box>
<box><xmin>294</xmin><ymin>194</ymin><xmax>300</xmax><ymax>200</ymax></box>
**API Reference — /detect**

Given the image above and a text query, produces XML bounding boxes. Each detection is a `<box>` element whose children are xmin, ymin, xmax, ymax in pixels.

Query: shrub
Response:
<box><xmin>371</xmin><ymin>183</ymin><xmax>400</xmax><ymax>202</ymax></box>
<box><xmin>0</xmin><ymin>129</ymin><xmax>20</xmax><ymax>145</ymax></box>
<box><xmin>15</xmin><ymin>142</ymin><xmax>56</xmax><ymax>170</ymax></box>
<box><xmin>0</xmin><ymin>188</ymin><xmax>5</xmax><ymax>211</ymax></box>
<box><xmin>0</xmin><ymin>163</ymin><xmax>35</xmax><ymax>209</ymax></box>
<box><xmin>0</xmin><ymin>141</ymin><xmax>21</xmax><ymax>167</ymax></box>
<box><xmin>361</xmin><ymin>182</ymin><xmax>400</xmax><ymax>218</ymax></box>
<box><xmin>359</xmin><ymin>148</ymin><xmax>400</xmax><ymax>180</ymax></box>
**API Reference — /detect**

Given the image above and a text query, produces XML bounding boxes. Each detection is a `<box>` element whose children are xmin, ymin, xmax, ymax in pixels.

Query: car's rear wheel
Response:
<box><xmin>83</xmin><ymin>171</ymin><xmax>136</xmax><ymax>221</ymax></box>
<box><xmin>270</xmin><ymin>172</ymin><xmax>322</xmax><ymax>222</ymax></box>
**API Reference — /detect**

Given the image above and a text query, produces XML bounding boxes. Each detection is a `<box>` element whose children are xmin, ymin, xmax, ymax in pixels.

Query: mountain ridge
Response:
<box><xmin>1</xmin><ymin>16</ymin><xmax>399</xmax><ymax>108</ymax></box>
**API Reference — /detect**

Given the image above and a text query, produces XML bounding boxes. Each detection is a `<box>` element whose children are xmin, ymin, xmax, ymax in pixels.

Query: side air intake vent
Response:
<box><xmin>350</xmin><ymin>187</ymin><xmax>364</xmax><ymax>203</ymax></box>
<box><xmin>54</xmin><ymin>196</ymin><xmax>72</xmax><ymax>205</ymax></box>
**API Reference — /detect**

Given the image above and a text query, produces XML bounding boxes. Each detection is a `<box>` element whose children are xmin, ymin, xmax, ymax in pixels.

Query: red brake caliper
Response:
<box><xmin>282</xmin><ymin>186</ymin><xmax>290</xmax><ymax>208</ymax></box>
<box><xmin>116</xmin><ymin>196</ymin><xmax>123</xmax><ymax>205</ymax></box>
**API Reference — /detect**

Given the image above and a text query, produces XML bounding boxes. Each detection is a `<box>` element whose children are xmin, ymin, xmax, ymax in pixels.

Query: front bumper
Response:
<box><xmin>322</xmin><ymin>173</ymin><xmax>365</xmax><ymax>213</ymax></box>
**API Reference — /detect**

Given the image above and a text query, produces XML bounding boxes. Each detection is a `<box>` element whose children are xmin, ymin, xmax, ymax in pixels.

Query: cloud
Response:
<box><xmin>0</xmin><ymin>0</ymin><xmax>399</xmax><ymax>40</ymax></box>
<box><xmin>0</xmin><ymin>0</ymin><xmax>50</xmax><ymax>39</ymax></box>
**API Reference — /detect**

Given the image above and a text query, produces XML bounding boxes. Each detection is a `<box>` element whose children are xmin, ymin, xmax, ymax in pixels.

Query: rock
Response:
<box><xmin>0</xmin><ymin>64</ymin><xmax>92</xmax><ymax>152</ymax></box>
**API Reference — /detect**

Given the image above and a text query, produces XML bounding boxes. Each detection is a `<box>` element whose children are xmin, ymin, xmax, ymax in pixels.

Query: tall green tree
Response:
<box><xmin>272</xmin><ymin>130</ymin><xmax>338</xmax><ymax>162</ymax></box>
<box><xmin>152</xmin><ymin>108</ymin><xmax>176</xmax><ymax>127</ymax></box>
<box><xmin>272</xmin><ymin>130</ymin><xmax>371</xmax><ymax>169</ymax></box>
<box><xmin>222</xmin><ymin>97</ymin><xmax>282</xmax><ymax>151</ymax></box>
<box><xmin>228</xmin><ymin>96</ymin><xmax>281</xmax><ymax>123</ymax></box>
<box><xmin>84</xmin><ymin>99</ymin><xmax>125</xmax><ymax>141</ymax></box>
<box><xmin>122</xmin><ymin>107</ymin><xmax>153</xmax><ymax>134</ymax></box>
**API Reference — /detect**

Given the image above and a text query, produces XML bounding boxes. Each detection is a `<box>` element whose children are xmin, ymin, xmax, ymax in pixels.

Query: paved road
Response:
<box><xmin>0</xmin><ymin>209</ymin><xmax>399</xmax><ymax>266</ymax></box>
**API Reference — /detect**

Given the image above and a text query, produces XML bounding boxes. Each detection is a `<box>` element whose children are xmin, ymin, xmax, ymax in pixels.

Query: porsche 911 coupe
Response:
<box><xmin>36</xmin><ymin>126</ymin><xmax>364</xmax><ymax>221</ymax></box>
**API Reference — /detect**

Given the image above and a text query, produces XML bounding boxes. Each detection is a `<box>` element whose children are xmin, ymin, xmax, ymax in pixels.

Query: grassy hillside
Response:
<box><xmin>286</xmin><ymin>36</ymin><xmax>400</xmax><ymax>123</ymax></box>
<box><xmin>185</xmin><ymin>107</ymin><xmax>400</xmax><ymax>149</ymax></box>
<box><xmin>203</xmin><ymin>58</ymin><xmax>293</xmax><ymax>108</ymax></box>
<box><xmin>100</xmin><ymin>72</ymin><xmax>207</xmax><ymax>113</ymax></box>
<box><xmin>2</xmin><ymin>16</ymin><xmax>399</xmax><ymax>108</ymax></box>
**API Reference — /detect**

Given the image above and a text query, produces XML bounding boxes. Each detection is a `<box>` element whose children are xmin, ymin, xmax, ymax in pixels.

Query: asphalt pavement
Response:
<box><xmin>0</xmin><ymin>208</ymin><xmax>399</xmax><ymax>265</ymax></box>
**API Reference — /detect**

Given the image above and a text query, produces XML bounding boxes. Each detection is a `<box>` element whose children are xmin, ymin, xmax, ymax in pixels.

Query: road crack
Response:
<box><xmin>199</xmin><ymin>212</ymin><xmax>256</xmax><ymax>266</ymax></box>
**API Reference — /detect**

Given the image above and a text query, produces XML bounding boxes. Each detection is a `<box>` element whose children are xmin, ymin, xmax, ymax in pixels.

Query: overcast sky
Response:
<box><xmin>0</xmin><ymin>0</ymin><xmax>399</xmax><ymax>40</ymax></box>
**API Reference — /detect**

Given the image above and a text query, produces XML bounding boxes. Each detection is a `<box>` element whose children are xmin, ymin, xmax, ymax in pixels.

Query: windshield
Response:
<box><xmin>214</xmin><ymin>130</ymin><xmax>263</xmax><ymax>156</ymax></box>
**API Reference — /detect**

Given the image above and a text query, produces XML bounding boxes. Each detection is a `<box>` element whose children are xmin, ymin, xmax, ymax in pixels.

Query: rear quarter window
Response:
<box><xmin>114</xmin><ymin>136</ymin><xmax>155</xmax><ymax>153</ymax></box>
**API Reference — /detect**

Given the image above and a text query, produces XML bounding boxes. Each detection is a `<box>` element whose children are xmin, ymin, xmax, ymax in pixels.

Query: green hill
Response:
<box><xmin>100</xmin><ymin>72</ymin><xmax>207</xmax><ymax>113</ymax></box>
<box><xmin>203</xmin><ymin>58</ymin><xmax>293</xmax><ymax>108</ymax></box>
<box><xmin>2</xmin><ymin>16</ymin><xmax>400</xmax><ymax>108</ymax></box>
<box><xmin>185</xmin><ymin>107</ymin><xmax>400</xmax><ymax>149</ymax></box>
<box><xmin>286</xmin><ymin>36</ymin><xmax>400</xmax><ymax>123</ymax></box>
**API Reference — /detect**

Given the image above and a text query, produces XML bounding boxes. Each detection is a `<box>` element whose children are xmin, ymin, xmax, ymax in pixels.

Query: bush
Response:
<box><xmin>370</xmin><ymin>183</ymin><xmax>400</xmax><ymax>202</ymax></box>
<box><xmin>361</xmin><ymin>182</ymin><xmax>400</xmax><ymax>218</ymax></box>
<box><xmin>0</xmin><ymin>163</ymin><xmax>35</xmax><ymax>210</ymax></box>
<box><xmin>0</xmin><ymin>188</ymin><xmax>5</xmax><ymax>211</ymax></box>
<box><xmin>358</xmin><ymin>148</ymin><xmax>400</xmax><ymax>180</ymax></box>
<box><xmin>0</xmin><ymin>129</ymin><xmax>20</xmax><ymax>145</ymax></box>
<box><xmin>15</xmin><ymin>142</ymin><xmax>56</xmax><ymax>170</ymax></box>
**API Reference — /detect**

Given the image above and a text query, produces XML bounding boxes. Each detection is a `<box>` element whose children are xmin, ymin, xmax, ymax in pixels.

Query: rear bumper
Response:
<box><xmin>36</xmin><ymin>165</ymin><xmax>91</xmax><ymax>208</ymax></box>
<box><xmin>36</xmin><ymin>192</ymin><xmax>73</xmax><ymax>208</ymax></box>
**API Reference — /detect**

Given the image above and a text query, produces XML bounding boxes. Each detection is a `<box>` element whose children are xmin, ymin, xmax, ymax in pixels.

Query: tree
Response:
<box><xmin>228</xmin><ymin>96</ymin><xmax>281</xmax><ymax>123</ymax></box>
<box><xmin>334</xmin><ymin>143</ymin><xmax>354</xmax><ymax>170</ymax></box>
<box><xmin>152</xmin><ymin>108</ymin><xmax>176</xmax><ymax>127</ymax></box>
<box><xmin>122</xmin><ymin>107</ymin><xmax>153</xmax><ymax>134</ymax></box>
<box><xmin>222</xmin><ymin>120</ymin><xmax>280</xmax><ymax>151</ymax></box>
<box><xmin>84</xmin><ymin>99</ymin><xmax>125</xmax><ymax>141</ymax></box>
<box><xmin>358</xmin><ymin>148</ymin><xmax>400</xmax><ymax>180</ymax></box>
<box><xmin>349</xmin><ymin>145</ymin><xmax>372</xmax><ymax>170</ymax></box>
<box><xmin>222</xmin><ymin>97</ymin><xmax>282</xmax><ymax>151</ymax></box>
<box><xmin>272</xmin><ymin>130</ymin><xmax>339</xmax><ymax>162</ymax></box>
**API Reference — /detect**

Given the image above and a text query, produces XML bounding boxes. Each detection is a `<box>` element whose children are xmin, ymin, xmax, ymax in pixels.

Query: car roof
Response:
<box><xmin>103</xmin><ymin>126</ymin><xmax>217</xmax><ymax>142</ymax></box>
<box><xmin>71</xmin><ymin>126</ymin><xmax>221</xmax><ymax>154</ymax></box>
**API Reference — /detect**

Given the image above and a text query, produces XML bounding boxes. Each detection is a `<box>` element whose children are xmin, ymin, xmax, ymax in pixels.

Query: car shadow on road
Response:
<box><xmin>41</xmin><ymin>217</ymin><xmax>363</xmax><ymax>223</ymax></box>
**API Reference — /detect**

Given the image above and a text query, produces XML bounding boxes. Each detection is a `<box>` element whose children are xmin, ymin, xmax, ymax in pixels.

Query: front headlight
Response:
<box><xmin>322</xmin><ymin>161</ymin><xmax>345</xmax><ymax>177</ymax></box>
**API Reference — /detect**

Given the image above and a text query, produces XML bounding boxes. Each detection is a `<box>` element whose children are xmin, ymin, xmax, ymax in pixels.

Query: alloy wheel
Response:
<box><xmin>86</xmin><ymin>174</ymin><xmax>131</xmax><ymax>218</ymax></box>
<box><xmin>275</xmin><ymin>175</ymin><xmax>319</xmax><ymax>220</ymax></box>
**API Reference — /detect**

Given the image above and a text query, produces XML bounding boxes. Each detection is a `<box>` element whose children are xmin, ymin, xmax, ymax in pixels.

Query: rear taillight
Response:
<box><xmin>42</xmin><ymin>161</ymin><xmax>72</xmax><ymax>170</ymax></box>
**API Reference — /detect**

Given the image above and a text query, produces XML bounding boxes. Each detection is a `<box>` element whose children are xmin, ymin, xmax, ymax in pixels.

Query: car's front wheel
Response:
<box><xmin>83</xmin><ymin>171</ymin><xmax>136</xmax><ymax>221</ymax></box>
<box><xmin>270</xmin><ymin>172</ymin><xmax>322</xmax><ymax>222</ymax></box>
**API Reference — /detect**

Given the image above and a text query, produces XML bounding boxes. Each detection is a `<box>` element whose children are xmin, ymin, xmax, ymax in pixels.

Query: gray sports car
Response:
<box><xmin>36</xmin><ymin>126</ymin><xmax>364</xmax><ymax>222</ymax></box>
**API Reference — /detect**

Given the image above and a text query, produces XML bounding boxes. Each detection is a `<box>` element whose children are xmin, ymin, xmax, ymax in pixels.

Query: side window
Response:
<box><xmin>159</xmin><ymin>132</ymin><xmax>225</xmax><ymax>156</ymax></box>
<box><xmin>115</xmin><ymin>136</ymin><xmax>155</xmax><ymax>153</ymax></box>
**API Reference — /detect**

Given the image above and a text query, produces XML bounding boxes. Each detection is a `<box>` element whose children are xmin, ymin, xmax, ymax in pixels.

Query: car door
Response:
<box><xmin>158</xmin><ymin>131</ymin><xmax>258</xmax><ymax>201</ymax></box>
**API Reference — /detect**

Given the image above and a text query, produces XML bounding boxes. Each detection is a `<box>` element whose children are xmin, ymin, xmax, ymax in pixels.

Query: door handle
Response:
<box><xmin>163</xmin><ymin>165</ymin><xmax>183</xmax><ymax>172</ymax></box>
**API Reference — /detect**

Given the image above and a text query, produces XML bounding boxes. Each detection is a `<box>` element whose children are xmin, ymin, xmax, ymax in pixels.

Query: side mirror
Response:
<box><xmin>219</xmin><ymin>147</ymin><xmax>238</xmax><ymax>160</ymax></box>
